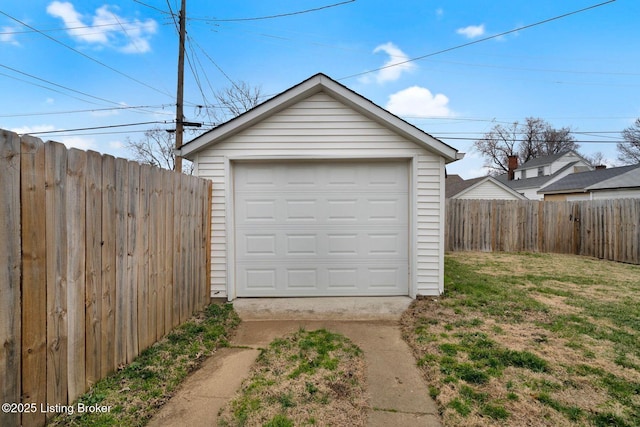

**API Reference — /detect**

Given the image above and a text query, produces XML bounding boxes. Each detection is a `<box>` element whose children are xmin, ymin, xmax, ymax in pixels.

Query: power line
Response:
<box><xmin>436</xmin><ymin>136</ymin><xmax>624</xmax><ymax>143</ymax></box>
<box><xmin>189</xmin><ymin>0</ymin><xmax>355</xmax><ymax>22</ymax></box>
<box><xmin>0</xmin><ymin>10</ymin><xmax>175</xmax><ymax>99</ymax></box>
<box><xmin>20</xmin><ymin>121</ymin><xmax>169</xmax><ymax>136</ymax></box>
<box><xmin>339</xmin><ymin>0</ymin><xmax>617</xmax><ymax>81</ymax></box>
<box><xmin>0</xmin><ymin>63</ymin><xmax>127</xmax><ymax>107</ymax></box>
<box><xmin>132</xmin><ymin>0</ymin><xmax>172</xmax><ymax>15</ymax></box>
<box><xmin>0</xmin><ymin>22</ymin><xmax>152</xmax><ymax>35</ymax></box>
<box><xmin>185</xmin><ymin>36</ymin><xmax>216</xmax><ymax>124</ymax></box>
<box><xmin>0</xmin><ymin>104</ymin><xmax>173</xmax><ymax>118</ymax></box>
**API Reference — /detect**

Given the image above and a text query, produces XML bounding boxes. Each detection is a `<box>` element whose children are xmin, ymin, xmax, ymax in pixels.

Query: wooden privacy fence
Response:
<box><xmin>1</xmin><ymin>130</ymin><xmax>212</xmax><ymax>427</ymax></box>
<box><xmin>446</xmin><ymin>198</ymin><xmax>640</xmax><ymax>264</ymax></box>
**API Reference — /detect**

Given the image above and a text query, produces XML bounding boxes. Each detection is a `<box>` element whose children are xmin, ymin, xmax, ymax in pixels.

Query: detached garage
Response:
<box><xmin>179</xmin><ymin>73</ymin><xmax>462</xmax><ymax>300</ymax></box>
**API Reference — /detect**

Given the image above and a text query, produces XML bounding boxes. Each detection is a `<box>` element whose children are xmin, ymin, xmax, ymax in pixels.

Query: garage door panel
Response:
<box><xmin>236</xmin><ymin>228</ymin><xmax>407</xmax><ymax>260</ymax></box>
<box><xmin>287</xmin><ymin>269</ymin><xmax>318</xmax><ymax>289</ymax></box>
<box><xmin>285</xmin><ymin>199</ymin><xmax>319</xmax><ymax>221</ymax></box>
<box><xmin>244</xmin><ymin>234</ymin><xmax>277</xmax><ymax>255</ymax></box>
<box><xmin>238</xmin><ymin>264</ymin><xmax>409</xmax><ymax>297</ymax></box>
<box><xmin>244</xmin><ymin>269</ymin><xmax>277</xmax><ymax>290</ymax></box>
<box><xmin>286</xmin><ymin>234</ymin><xmax>318</xmax><ymax>255</ymax></box>
<box><xmin>235</xmin><ymin>161</ymin><xmax>409</xmax><ymax>297</ymax></box>
<box><xmin>237</xmin><ymin>194</ymin><xmax>408</xmax><ymax>224</ymax></box>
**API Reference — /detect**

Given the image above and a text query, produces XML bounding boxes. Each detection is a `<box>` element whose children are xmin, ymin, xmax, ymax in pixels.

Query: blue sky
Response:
<box><xmin>1</xmin><ymin>0</ymin><xmax>639</xmax><ymax>177</ymax></box>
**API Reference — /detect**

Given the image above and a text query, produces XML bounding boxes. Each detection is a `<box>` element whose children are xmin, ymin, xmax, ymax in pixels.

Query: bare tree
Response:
<box><xmin>210</xmin><ymin>81</ymin><xmax>263</xmax><ymax>123</ymax></box>
<box><xmin>126</xmin><ymin>127</ymin><xmax>194</xmax><ymax>174</ymax></box>
<box><xmin>128</xmin><ymin>82</ymin><xmax>262</xmax><ymax>173</ymax></box>
<box><xmin>474</xmin><ymin>117</ymin><xmax>579</xmax><ymax>174</ymax></box>
<box><xmin>618</xmin><ymin>118</ymin><xmax>640</xmax><ymax>164</ymax></box>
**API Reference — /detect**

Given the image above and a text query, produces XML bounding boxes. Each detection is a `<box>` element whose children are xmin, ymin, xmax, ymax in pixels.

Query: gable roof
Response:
<box><xmin>538</xmin><ymin>164</ymin><xmax>640</xmax><ymax>194</ymax></box>
<box><xmin>517</xmin><ymin>150</ymin><xmax>588</xmax><ymax>170</ymax></box>
<box><xmin>446</xmin><ymin>175</ymin><xmax>527</xmax><ymax>199</ymax></box>
<box><xmin>496</xmin><ymin>161</ymin><xmax>579</xmax><ymax>190</ymax></box>
<box><xmin>179</xmin><ymin>73</ymin><xmax>461</xmax><ymax>162</ymax></box>
<box><xmin>446</xmin><ymin>175</ymin><xmax>480</xmax><ymax>198</ymax></box>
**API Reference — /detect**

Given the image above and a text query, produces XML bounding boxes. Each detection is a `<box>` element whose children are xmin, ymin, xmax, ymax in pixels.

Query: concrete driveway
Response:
<box><xmin>148</xmin><ymin>298</ymin><xmax>442</xmax><ymax>427</ymax></box>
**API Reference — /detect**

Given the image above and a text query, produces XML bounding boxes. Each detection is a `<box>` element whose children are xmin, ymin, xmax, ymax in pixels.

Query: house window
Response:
<box><xmin>537</xmin><ymin>166</ymin><xmax>544</xmax><ymax>177</ymax></box>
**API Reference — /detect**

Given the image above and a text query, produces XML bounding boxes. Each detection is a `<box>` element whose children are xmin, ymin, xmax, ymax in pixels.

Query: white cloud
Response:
<box><xmin>58</xmin><ymin>136</ymin><xmax>96</xmax><ymax>150</ymax></box>
<box><xmin>456</xmin><ymin>24</ymin><xmax>485</xmax><ymax>39</ymax></box>
<box><xmin>46</xmin><ymin>1</ymin><xmax>158</xmax><ymax>53</ymax></box>
<box><xmin>385</xmin><ymin>86</ymin><xmax>453</xmax><ymax>118</ymax></box>
<box><xmin>10</xmin><ymin>124</ymin><xmax>56</xmax><ymax>135</ymax></box>
<box><xmin>435</xmin><ymin>8</ymin><xmax>444</xmax><ymax>19</ymax></box>
<box><xmin>9</xmin><ymin>125</ymin><xmax>95</xmax><ymax>150</ymax></box>
<box><xmin>1</xmin><ymin>26</ymin><xmax>21</xmax><ymax>46</ymax></box>
<box><xmin>109</xmin><ymin>140</ymin><xmax>125</xmax><ymax>150</ymax></box>
<box><xmin>360</xmin><ymin>42</ymin><xmax>416</xmax><ymax>84</ymax></box>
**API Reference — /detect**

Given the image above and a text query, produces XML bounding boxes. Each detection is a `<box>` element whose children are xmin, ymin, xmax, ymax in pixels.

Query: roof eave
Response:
<box><xmin>455</xmin><ymin>177</ymin><xmax>527</xmax><ymax>200</ymax></box>
<box><xmin>178</xmin><ymin>73</ymin><xmax>459</xmax><ymax>162</ymax></box>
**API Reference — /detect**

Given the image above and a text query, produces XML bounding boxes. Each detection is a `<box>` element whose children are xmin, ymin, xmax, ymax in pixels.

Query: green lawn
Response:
<box><xmin>402</xmin><ymin>252</ymin><xmax>640</xmax><ymax>427</ymax></box>
<box><xmin>49</xmin><ymin>303</ymin><xmax>240</xmax><ymax>427</ymax></box>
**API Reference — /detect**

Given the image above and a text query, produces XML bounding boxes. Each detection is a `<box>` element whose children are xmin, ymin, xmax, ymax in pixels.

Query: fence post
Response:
<box><xmin>572</xmin><ymin>203</ymin><xmax>581</xmax><ymax>255</ymax></box>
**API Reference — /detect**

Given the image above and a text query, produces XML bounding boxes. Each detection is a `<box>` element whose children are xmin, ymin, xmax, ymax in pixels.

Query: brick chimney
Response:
<box><xmin>507</xmin><ymin>155</ymin><xmax>518</xmax><ymax>181</ymax></box>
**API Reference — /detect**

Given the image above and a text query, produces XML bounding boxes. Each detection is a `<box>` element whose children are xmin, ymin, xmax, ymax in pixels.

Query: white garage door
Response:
<box><xmin>234</xmin><ymin>161</ymin><xmax>409</xmax><ymax>297</ymax></box>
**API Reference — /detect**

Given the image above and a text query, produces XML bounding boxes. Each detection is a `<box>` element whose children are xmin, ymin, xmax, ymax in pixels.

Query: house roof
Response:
<box><xmin>518</xmin><ymin>151</ymin><xmax>570</xmax><ymax>170</ymax></box>
<box><xmin>446</xmin><ymin>175</ymin><xmax>527</xmax><ymax>199</ymax></box>
<box><xmin>517</xmin><ymin>150</ymin><xmax>588</xmax><ymax>170</ymax></box>
<box><xmin>446</xmin><ymin>175</ymin><xmax>481</xmax><ymax>198</ymax></box>
<box><xmin>538</xmin><ymin>164</ymin><xmax>640</xmax><ymax>194</ymax></box>
<box><xmin>496</xmin><ymin>161</ymin><xmax>579</xmax><ymax>190</ymax></box>
<box><xmin>178</xmin><ymin>73</ymin><xmax>461</xmax><ymax>162</ymax></box>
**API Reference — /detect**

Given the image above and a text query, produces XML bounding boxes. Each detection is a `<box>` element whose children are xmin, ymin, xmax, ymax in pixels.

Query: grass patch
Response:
<box><xmin>49</xmin><ymin>303</ymin><xmax>240</xmax><ymax>427</ymax></box>
<box><xmin>402</xmin><ymin>252</ymin><xmax>640</xmax><ymax>427</ymax></box>
<box><xmin>218</xmin><ymin>329</ymin><xmax>367</xmax><ymax>426</ymax></box>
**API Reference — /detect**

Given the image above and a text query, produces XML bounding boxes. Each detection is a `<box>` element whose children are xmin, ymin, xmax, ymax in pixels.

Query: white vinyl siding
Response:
<box><xmin>456</xmin><ymin>180</ymin><xmax>524</xmax><ymax>200</ymax></box>
<box><xmin>195</xmin><ymin>92</ymin><xmax>444</xmax><ymax>298</ymax></box>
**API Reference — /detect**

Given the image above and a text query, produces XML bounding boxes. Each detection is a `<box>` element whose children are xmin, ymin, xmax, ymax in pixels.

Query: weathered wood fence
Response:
<box><xmin>1</xmin><ymin>130</ymin><xmax>212</xmax><ymax>427</ymax></box>
<box><xmin>446</xmin><ymin>199</ymin><xmax>640</xmax><ymax>264</ymax></box>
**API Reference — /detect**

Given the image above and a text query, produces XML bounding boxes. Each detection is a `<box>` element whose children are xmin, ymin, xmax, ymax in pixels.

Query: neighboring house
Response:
<box><xmin>178</xmin><ymin>73</ymin><xmax>463</xmax><ymax>300</ymax></box>
<box><xmin>496</xmin><ymin>150</ymin><xmax>593</xmax><ymax>200</ymax></box>
<box><xmin>538</xmin><ymin>163</ymin><xmax>640</xmax><ymax>200</ymax></box>
<box><xmin>446</xmin><ymin>174</ymin><xmax>528</xmax><ymax>200</ymax></box>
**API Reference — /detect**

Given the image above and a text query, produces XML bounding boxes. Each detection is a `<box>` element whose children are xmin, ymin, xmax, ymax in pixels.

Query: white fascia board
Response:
<box><xmin>316</xmin><ymin>77</ymin><xmax>459</xmax><ymax>162</ymax></box>
<box><xmin>454</xmin><ymin>177</ymin><xmax>528</xmax><ymax>200</ymax></box>
<box><xmin>180</xmin><ymin>76</ymin><xmax>324</xmax><ymax>159</ymax></box>
<box><xmin>179</xmin><ymin>73</ymin><xmax>460</xmax><ymax>162</ymax></box>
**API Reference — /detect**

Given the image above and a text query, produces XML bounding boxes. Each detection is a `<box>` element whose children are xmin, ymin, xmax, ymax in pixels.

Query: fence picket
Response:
<box><xmin>137</xmin><ymin>164</ymin><xmax>151</xmax><ymax>352</ymax></box>
<box><xmin>446</xmin><ymin>199</ymin><xmax>640</xmax><ymax>264</ymax></box>
<box><xmin>101</xmin><ymin>155</ymin><xmax>116</xmax><ymax>377</ymax></box>
<box><xmin>126</xmin><ymin>162</ymin><xmax>140</xmax><ymax>363</ymax></box>
<box><xmin>66</xmin><ymin>149</ymin><xmax>87</xmax><ymax>403</ymax></box>
<box><xmin>19</xmin><ymin>136</ymin><xmax>47</xmax><ymax>427</ymax></box>
<box><xmin>114</xmin><ymin>157</ymin><xmax>128</xmax><ymax>368</ymax></box>
<box><xmin>85</xmin><ymin>150</ymin><xmax>102</xmax><ymax>389</ymax></box>
<box><xmin>44</xmin><ymin>141</ymin><xmax>68</xmax><ymax>415</ymax></box>
<box><xmin>1</xmin><ymin>130</ymin><xmax>21</xmax><ymax>427</ymax></box>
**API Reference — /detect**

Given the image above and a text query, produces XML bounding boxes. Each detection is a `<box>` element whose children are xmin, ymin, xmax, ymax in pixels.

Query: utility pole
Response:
<box><xmin>174</xmin><ymin>0</ymin><xmax>186</xmax><ymax>172</ymax></box>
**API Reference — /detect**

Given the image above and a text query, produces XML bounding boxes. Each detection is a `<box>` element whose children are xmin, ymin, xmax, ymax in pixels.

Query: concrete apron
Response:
<box><xmin>148</xmin><ymin>298</ymin><xmax>442</xmax><ymax>427</ymax></box>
